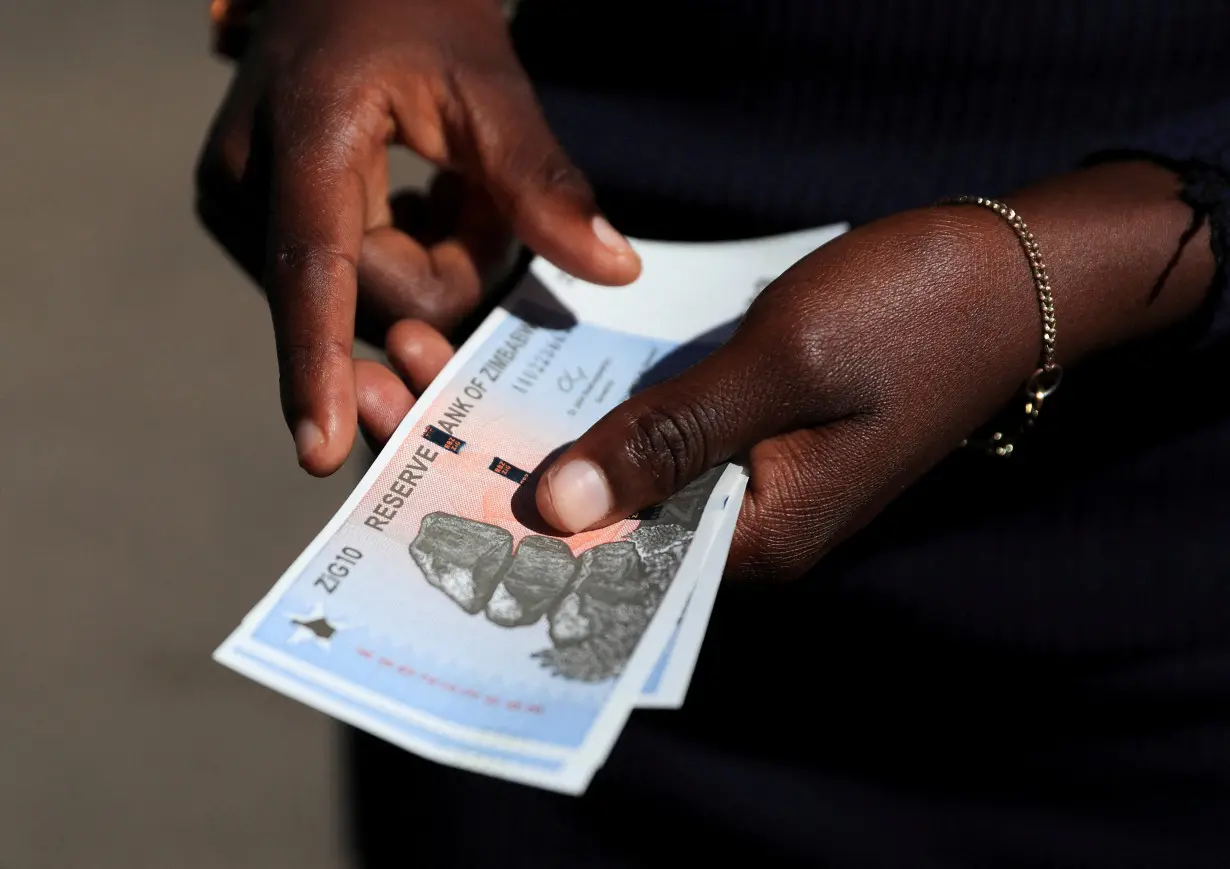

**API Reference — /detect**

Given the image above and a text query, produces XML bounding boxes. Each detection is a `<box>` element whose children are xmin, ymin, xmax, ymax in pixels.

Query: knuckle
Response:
<box><xmin>453</xmin><ymin>72</ymin><xmax>591</xmax><ymax>209</ymax></box>
<box><xmin>266</xmin><ymin>57</ymin><xmax>335</xmax><ymax>114</ymax></box>
<box><xmin>752</xmin><ymin>289</ymin><xmax>887</xmax><ymax>420</ymax></box>
<box><xmin>267</xmin><ymin>65</ymin><xmax>387</xmax><ymax>166</ymax></box>
<box><xmin>774</xmin><ymin>325</ymin><xmax>819</xmax><ymax>387</ymax></box>
<box><xmin>500</xmin><ymin>149</ymin><xmax>591</xmax><ymax>228</ymax></box>
<box><xmin>497</xmin><ymin>116</ymin><xmax>592</xmax><ymax>207</ymax></box>
<box><xmin>621</xmin><ymin>402</ymin><xmax>710</xmax><ymax>492</ymax></box>
<box><xmin>743</xmin><ymin>286</ymin><xmax>823</xmax><ymax>374</ymax></box>
<box><xmin>760</xmin><ymin>318</ymin><xmax>833</xmax><ymax>417</ymax></box>
<box><xmin>524</xmin><ymin>148</ymin><xmax>588</xmax><ymax>198</ymax></box>
<box><xmin>274</xmin><ymin>241</ymin><xmax>358</xmax><ymax>285</ymax></box>
<box><xmin>280</xmin><ymin>337</ymin><xmax>353</xmax><ymax>380</ymax></box>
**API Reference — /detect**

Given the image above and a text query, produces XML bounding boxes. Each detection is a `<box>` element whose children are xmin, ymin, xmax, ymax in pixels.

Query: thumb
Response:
<box><xmin>536</xmin><ymin>337</ymin><xmax>792</xmax><ymax>534</ymax></box>
<box><xmin>456</xmin><ymin>75</ymin><xmax>642</xmax><ymax>286</ymax></box>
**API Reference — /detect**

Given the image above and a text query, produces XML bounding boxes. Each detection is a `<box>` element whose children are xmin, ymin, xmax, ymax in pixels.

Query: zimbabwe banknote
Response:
<box><xmin>215</xmin><ymin>222</ymin><xmax>847</xmax><ymax>793</ymax></box>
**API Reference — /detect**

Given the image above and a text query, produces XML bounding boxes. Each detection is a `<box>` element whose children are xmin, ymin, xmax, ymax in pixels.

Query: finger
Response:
<box><xmin>385</xmin><ymin>319</ymin><xmax>454</xmax><ymax>395</ymax></box>
<box><xmin>355</xmin><ymin>359</ymin><xmax>415</xmax><ymax>453</ymax></box>
<box><xmin>432</xmin><ymin>75</ymin><xmax>641</xmax><ymax>287</ymax></box>
<box><xmin>357</xmin><ymin>227</ymin><xmax>500</xmax><ymax>336</ymax></box>
<box><xmin>535</xmin><ymin>335</ymin><xmax>803</xmax><ymax>533</ymax></box>
<box><xmin>356</xmin><ymin>227</ymin><xmax>468</xmax><ymax>335</ymax></box>
<box><xmin>265</xmin><ymin>95</ymin><xmax>377</xmax><ymax>476</ymax></box>
<box><xmin>194</xmin><ymin>59</ymin><xmax>272</xmax><ymax>285</ymax></box>
<box><xmin>195</xmin><ymin>55</ymin><xmax>269</xmax><ymax>207</ymax></box>
<box><xmin>355</xmin><ymin>181</ymin><xmax>517</xmax><ymax>343</ymax></box>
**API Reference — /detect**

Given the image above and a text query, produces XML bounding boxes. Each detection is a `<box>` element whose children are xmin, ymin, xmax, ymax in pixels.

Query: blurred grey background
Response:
<box><xmin>0</xmin><ymin>3</ymin><xmax>429</xmax><ymax>867</ymax></box>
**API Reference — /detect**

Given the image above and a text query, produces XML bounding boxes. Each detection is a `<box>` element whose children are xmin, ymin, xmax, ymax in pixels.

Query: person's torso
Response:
<box><xmin>503</xmin><ymin>6</ymin><xmax>1230</xmax><ymax>863</ymax></box>
<box><xmin>513</xmin><ymin>0</ymin><xmax>1230</xmax><ymax>231</ymax></box>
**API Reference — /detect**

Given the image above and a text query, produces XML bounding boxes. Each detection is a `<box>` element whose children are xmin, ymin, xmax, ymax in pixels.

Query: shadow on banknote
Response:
<box><xmin>629</xmin><ymin>318</ymin><xmax>740</xmax><ymax>390</ymax></box>
<box><xmin>498</xmin><ymin>266</ymin><xmax>742</xmax><ymax>393</ymax></box>
<box><xmin>407</xmin><ymin>463</ymin><xmax>723</xmax><ymax>684</ymax></box>
<box><xmin>412</xmin><ymin>273</ymin><xmax>738</xmax><ymax>683</ymax></box>
<box><xmin>392</xmin><ymin>264</ymin><xmax>742</xmax><ymax>683</ymax></box>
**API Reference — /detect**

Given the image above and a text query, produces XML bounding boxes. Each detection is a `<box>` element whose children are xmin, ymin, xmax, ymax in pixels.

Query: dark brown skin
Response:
<box><xmin>195</xmin><ymin>0</ymin><xmax>641</xmax><ymax>475</ymax></box>
<box><xmin>197</xmin><ymin>4</ymin><xmax>1216</xmax><ymax>583</ymax></box>
<box><xmin>529</xmin><ymin>162</ymin><xmax>1214</xmax><ymax>581</ymax></box>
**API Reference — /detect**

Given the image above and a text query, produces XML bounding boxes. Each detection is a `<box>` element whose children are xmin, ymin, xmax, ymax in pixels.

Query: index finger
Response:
<box><xmin>265</xmin><ymin>129</ymin><xmax>368</xmax><ymax>476</ymax></box>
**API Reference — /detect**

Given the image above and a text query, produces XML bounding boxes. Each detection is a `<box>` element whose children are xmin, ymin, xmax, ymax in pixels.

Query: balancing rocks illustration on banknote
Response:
<box><xmin>214</xmin><ymin>222</ymin><xmax>846</xmax><ymax>794</ymax></box>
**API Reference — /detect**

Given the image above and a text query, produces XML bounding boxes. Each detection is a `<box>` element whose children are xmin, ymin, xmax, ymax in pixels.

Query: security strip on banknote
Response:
<box><xmin>215</xmin><ymin>222</ymin><xmax>847</xmax><ymax>794</ymax></box>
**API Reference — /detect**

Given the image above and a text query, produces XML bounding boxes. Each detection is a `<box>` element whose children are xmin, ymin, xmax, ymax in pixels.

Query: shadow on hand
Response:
<box><xmin>482</xmin><ymin>272</ymin><xmax>749</xmax><ymax>537</ymax></box>
<box><xmin>509</xmin><ymin>442</ymin><xmax>574</xmax><ymax>536</ymax></box>
<box><xmin>631</xmin><ymin>318</ymin><xmax>741</xmax><ymax>392</ymax></box>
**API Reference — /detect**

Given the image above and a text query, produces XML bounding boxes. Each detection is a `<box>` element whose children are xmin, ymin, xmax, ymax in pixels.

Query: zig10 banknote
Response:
<box><xmin>214</xmin><ymin>222</ymin><xmax>848</xmax><ymax>794</ymax></box>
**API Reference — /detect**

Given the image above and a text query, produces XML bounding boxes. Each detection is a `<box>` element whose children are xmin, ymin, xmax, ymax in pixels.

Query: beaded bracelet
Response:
<box><xmin>937</xmin><ymin>196</ymin><xmax>1063</xmax><ymax>457</ymax></box>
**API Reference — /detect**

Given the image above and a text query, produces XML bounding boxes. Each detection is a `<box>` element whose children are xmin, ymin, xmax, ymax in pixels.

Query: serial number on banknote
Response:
<box><xmin>510</xmin><ymin>331</ymin><xmax>569</xmax><ymax>395</ymax></box>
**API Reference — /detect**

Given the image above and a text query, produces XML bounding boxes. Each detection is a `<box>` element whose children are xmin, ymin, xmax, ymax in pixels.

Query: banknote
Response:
<box><xmin>638</xmin><ymin>470</ymin><xmax>746</xmax><ymax>708</ymax></box>
<box><xmin>218</xmin><ymin>646</ymin><xmax>571</xmax><ymax>784</ymax></box>
<box><xmin>218</xmin><ymin>476</ymin><xmax>746</xmax><ymax>787</ymax></box>
<box><xmin>215</xmin><ymin>223</ymin><xmax>847</xmax><ymax>793</ymax></box>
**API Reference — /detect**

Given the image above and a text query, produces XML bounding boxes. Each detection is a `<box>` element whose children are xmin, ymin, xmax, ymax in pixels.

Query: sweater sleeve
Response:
<box><xmin>1082</xmin><ymin>99</ymin><xmax>1230</xmax><ymax>348</ymax></box>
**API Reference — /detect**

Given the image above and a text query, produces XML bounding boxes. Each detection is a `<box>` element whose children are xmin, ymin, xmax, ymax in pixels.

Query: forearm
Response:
<box><xmin>927</xmin><ymin>160</ymin><xmax>1217</xmax><ymax>388</ymax></box>
<box><xmin>1007</xmin><ymin>160</ymin><xmax>1215</xmax><ymax>365</ymax></box>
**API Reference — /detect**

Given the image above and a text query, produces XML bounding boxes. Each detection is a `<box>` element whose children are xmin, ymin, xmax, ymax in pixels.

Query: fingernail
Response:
<box><xmin>294</xmin><ymin>419</ymin><xmax>325</xmax><ymax>464</ymax></box>
<box><xmin>546</xmin><ymin>459</ymin><xmax>613</xmax><ymax>532</ymax></box>
<box><xmin>591</xmin><ymin>215</ymin><xmax>634</xmax><ymax>256</ymax></box>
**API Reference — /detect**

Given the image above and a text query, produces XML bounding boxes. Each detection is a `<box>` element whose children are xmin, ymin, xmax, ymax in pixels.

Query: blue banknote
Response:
<box><xmin>638</xmin><ymin>472</ymin><xmax>747</xmax><ymax>708</ymax></box>
<box><xmin>218</xmin><ymin>646</ymin><xmax>568</xmax><ymax>780</ymax></box>
<box><xmin>215</xmin><ymin>223</ymin><xmax>846</xmax><ymax>793</ymax></box>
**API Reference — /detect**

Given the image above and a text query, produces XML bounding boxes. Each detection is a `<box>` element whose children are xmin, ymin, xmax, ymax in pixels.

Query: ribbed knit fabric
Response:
<box><xmin>512</xmin><ymin>6</ymin><xmax>1210</xmax><ymax>210</ymax></box>
<box><xmin>513</xmin><ymin>0</ymin><xmax>1230</xmax><ymax>340</ymax></box>
<box><xmin>349</xmin><ymin>5</ymin><xmax>1230</xmax><ymax>867</ymax></box>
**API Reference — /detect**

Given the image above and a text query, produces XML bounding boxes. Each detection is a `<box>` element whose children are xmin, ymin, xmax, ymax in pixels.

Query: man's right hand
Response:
<box><xmin>195</xmin><ymin>0</ymin><xmax>641</xmax><ymax>476</ymax></box>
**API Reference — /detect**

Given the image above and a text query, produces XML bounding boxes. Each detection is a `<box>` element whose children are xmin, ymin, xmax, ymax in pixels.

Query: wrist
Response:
<box><xmin>895</xmin><ymin>160</ymin><xmax>1215</xmax><ymax>455</ymax></box>
<box><xmin>882</xmin><ymin>205</ymin><xmax>1044</xmax><ymax>404</ymax></box>
<box><xmin>1001</xmin><ymin>160</ymin><xmax>1214</xmax><ymax>366</ymax></box>
<box><xmin>919</xmin><ymin>159</ymin><xmax>1215</xmax><ymax>384</ymax></box>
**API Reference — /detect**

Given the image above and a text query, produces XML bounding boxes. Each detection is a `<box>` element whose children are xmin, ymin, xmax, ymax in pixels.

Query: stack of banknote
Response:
<box><xmin>214</xmin><ymin>221</ymin><xmax>847</xmax><ymax>794</ymax></box>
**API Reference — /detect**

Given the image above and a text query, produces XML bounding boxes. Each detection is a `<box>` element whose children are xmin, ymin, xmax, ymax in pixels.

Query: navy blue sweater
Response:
<box><xmin>349</xmin><ymin>4</ymin><xmax>1230</xmax><ymax>867</ymax></box>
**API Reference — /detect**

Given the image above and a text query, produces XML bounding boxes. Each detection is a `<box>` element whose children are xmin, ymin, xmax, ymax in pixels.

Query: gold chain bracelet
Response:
<box><xmin>937</xmin><ymin>196</ymin><xmax>1063</xmax><ymax>457</ymax></box>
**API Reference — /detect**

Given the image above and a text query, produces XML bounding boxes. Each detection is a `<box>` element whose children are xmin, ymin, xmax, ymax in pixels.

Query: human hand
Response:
<box><xmin>195</xmin><ymin>0</ymin><xmax>641</xmax><ymax>475</ymax></box>
<box><xmin>531</xmin><ymin>159</ymin><xmax>1217</xmax><ymax>582</ymax></box>
<box><xmin>521</xmin><ymin>208</ymin><xmax>1041</xmax><ymax>581</ymax></box>
<box><xmin>351</xmin><ymin>319</ymin><xmax>454</xmax><ymax>457</ymax></box>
